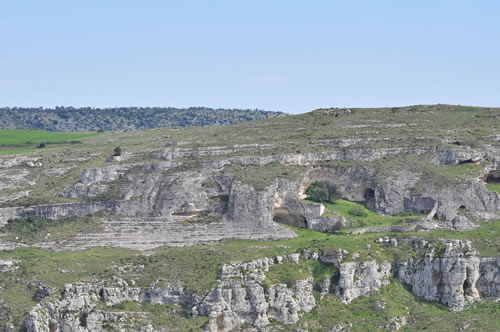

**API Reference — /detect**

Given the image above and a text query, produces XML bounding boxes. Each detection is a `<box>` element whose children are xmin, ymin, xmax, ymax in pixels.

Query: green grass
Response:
<box><xmin>486</xmin><ymin>183</ymin><xmax>500</xmax><ymax>194</ymax></box>
<box><xmin>0</xmin><ymin>129</ymin><xmax>100</xmax><ymax>156</ymax></box>
<box><xmin>307</xmin><ymin>199</ymin><xmax>423</xmax><ymax>228</ymax></box>
<box><xmin>0</xmin><ymin>129</ymin><xmax>98</xmax><ymax>146</ymax></box>
<box><xmin>266</xmin><ymin>260</ymin><xmax>314</xmax><ymax>287</ymax></box>
<box><xmin>0</xmin><ymin>148</ymin><xmax>38</xmax><ymax>155</ymax></box>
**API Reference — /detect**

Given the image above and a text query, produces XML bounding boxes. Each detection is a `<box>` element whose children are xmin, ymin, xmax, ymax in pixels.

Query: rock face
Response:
<box><xmin>335</xmin><ymin>261</ymin><xmax>392</xmax><ymax>304</ymax></box>
<box><xmin>395</xmin><ymin>240</ymin><xmax>497</xmax><ymax>311</ymax></box>
<box><xmin>25</xmin><ymin>256</ymin><xmax>315</xmax><ymax>332</ymax></box>
<box><xmin>64</xmin><ymin>165</ymin><xmax>132</xmax><ymax>198</ymax></box>
<box><xmin>2</xmin><ymin>142</ymin><xmax>499</xmax><ymax>240</ymax></box>
<box><xmin>25</xmin><ymin>279</ymin><xmax>191</xmax><ymax>332</ymax></box>
<box><xmin>199</xmin><ymin>255</ymin><xmax>315</xmax><ymax>332</ymax></box>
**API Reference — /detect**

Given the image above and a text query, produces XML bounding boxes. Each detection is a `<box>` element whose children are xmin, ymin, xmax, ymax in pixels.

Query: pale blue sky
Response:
<box><xmin>1</xmin><ymin>1</ymin><xmax>499</xmax><ymax>114</ymax></box>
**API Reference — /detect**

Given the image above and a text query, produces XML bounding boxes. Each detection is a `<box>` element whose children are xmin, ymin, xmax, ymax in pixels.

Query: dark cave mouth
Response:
<box><xmin>485</xmin><ymin>170</ymin><xmax>500</xmax><ymax>184</ymax></box>
<box><xmin>272</xmin><ymin>207</ymin><xmax>307</xmax><ymax>229</ymax></box>
<box><xmin>364</xmin><ymin>188</ymin><xmax>375</xmax><ymax>200</ymax></box>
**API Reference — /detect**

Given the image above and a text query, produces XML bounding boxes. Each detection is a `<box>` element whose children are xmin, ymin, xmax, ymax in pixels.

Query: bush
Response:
<box><xmin>305</xmin><ymin>180</ymin><xmax>341</xmax><ymax>203</ymax></box>
<box><xmin>349</xmin><ymin>206</ymin><xmax>368</xmax><ymax>217</ymax></box>
<box><xmin>332</xmin><ymin>220</ymin><xmax>344</xmax><ymax>231</ymax></box>
<box><xmin>113</xmin><ymin>146</ymin><xmax>122</xmax><ymax>156</ymax></box>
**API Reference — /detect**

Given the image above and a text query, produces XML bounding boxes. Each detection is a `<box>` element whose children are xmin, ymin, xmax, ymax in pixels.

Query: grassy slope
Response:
<box><xmin>0</xmin><ymin>105</ymin><xmax>499</xmax><ymax>330</ymax></box>
<box><xmin>1</xmin><ymin>218</ymin><xmax>499</xmax><ymax>329</ymax></box>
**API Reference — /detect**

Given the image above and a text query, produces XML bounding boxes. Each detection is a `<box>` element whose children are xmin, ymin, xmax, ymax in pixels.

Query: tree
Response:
<box><xmin>305</xmin><ymin>180</ymin><xmax>341</xmax><ymax>203</ymax></box>
<box><xmin>113</xmin><ymin>146</ymin><xmax>122</xmax><ymax>156</ymax></box>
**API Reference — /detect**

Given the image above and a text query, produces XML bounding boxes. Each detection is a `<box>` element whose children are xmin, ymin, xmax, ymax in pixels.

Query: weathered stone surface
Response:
<box><xmin>25</xmin><ymin>278</ymin><xmax>190</xmax><ymax>332</ymax></box>
<box><xmin>431</xmin><ymin>147</ymin><xmax>484</xmax><ymax>166</ymax></box>
<box><xmin>25</xmin><ymin>255</ymin><xmax>315</xmax><ymax>332</ymax></box>
<box><xmin>0</xmin><ymin>260</ymin><xmax>19</xmax><ymax>272</ymax></box>
<box><xmin>0</xmin><ymin>201</ymin><xmax>118</xmax><ymax>226</ymax></box>
<box><xmin>28</xmin><ymin>282</ymin><xmax>53</xmax><ymax>302</ymax></box>
<box><xmin>200</xmin><ymin>255</ymin><xmax>315</xmax><ymax>331</ymax></box>
<box><xmin>476</xmin><ymin>257</ymin><xmax>500</xmax><ymax>298</ymax></box>
<box><xmin>396</xmin><ymin>240</ymin><xmax>483</xmax><ymax>311</ymax></box>
<box><xmin>335</xmin><ymin>261</ymin><xmax>392</xmax><ymax>304</ymax></box>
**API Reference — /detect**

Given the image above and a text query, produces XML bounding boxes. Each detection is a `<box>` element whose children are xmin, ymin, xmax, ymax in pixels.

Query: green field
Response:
<box><xmin>0</xmin><ymin>129</ymin><xmax>99</xmax><ymax>155</ymax></box>
<box><xmin>0</xmin><ymin>129</ymin><xmax>98</xmax><ymax>145</ymax></box>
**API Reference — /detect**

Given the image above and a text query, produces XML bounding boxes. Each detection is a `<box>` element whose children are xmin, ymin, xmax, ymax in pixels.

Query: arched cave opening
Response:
<box><xmin>485</xmin><ymin>170</ymin><xmax>500</xmax><ymax>184</ymax></box>
<box><xmin>364</xmin><ymin>188</ymin><xmax>375</xmax><ymax>201</ymax></box>
<box><xmin>272</xmin><ymin>207</ymin><xmax>307</xmax><ymax>228</ymax></box>
<box><xmin>457</xmin><ymin>159</ymin><xmax>474</xmax><ymax>165</ymax></box>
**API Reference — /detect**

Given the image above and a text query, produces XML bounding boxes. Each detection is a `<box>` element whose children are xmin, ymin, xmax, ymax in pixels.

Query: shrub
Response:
<box><xmin>305</xmin><ymin>180</ymin><xmax>341</xmax><ymax>203</ymax></box>
<box><xmin>113</xmin><ymin>146</ymin><xmax>122</xmax><ymax>156</ymax></box>
<box><xmin>349</xmin><ymin>206</ymin><xmax>368</xmax><ymax>217</ymax></box>
<box><xmin>332</xmin><ymin>220</ymin><xmax>344</xmax><ymax>231</ymax></box>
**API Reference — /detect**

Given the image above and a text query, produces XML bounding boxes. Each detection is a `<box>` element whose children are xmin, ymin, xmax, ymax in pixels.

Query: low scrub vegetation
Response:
<box><xmin>305</xmin><ymin>180</ymin><xmax>341</xmax><ymax>203</ymax></box>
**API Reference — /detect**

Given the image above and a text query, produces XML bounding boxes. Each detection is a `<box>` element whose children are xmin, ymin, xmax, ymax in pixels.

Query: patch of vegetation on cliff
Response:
<box><xmin>305</xmin><ymin>180</ymin><xmax>341</xmax><ymax>203</ymax></box>
<box><xmin>225</xmin><ymin>163</ymin><xmax>307</xmax><ymax>191</ymax></box>
<box><xmin>1</xmin><ymin>215</ymin><xmax>103</xmax><ymax>244</ymax></box>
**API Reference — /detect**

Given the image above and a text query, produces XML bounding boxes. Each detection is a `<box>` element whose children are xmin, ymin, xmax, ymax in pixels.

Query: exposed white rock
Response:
<box><xmin>335</xmin><ymin>261</ymin><xmax>392</xmax><ymax>304</ymax></box>
<box><xmin>0</xmin><ymin>260</ymin><xmax>19</xmax><ymax>272</ymax></box>
<box><xmin>396</xmin><ymin>240</ymin><xmax>486</xmax><ymax>311</ymax></box>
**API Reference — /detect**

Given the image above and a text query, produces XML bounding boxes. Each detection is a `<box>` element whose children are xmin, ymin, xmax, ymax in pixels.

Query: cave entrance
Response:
<box><xmin>364</xmin><ymin>188</ymin><xmax>375</xmax><ymax>201</ymax></box>
<box><xmin>272</xmin><ymin>207</ymin><xmax>307</xmax><ymax>228</ymax></box>
<box><xmin>457</xmin><ymin>159</ymin><xmax>474</xmax><ymax>165</ymax></box>
<box><xmin>485</xmin><ymin>170</ymin><xmax>500</xmax><ymax>184</ymax></box>
<box><xmin>463</xmin><ymin>280</ymin><xmax>471</xmax><ymax>296</ymax></box>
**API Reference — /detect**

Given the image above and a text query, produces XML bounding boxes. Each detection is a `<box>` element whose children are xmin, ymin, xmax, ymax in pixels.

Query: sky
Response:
<box><xmin>0</xmin><ymin>1</ymin><xmax>499</xmax><ymax>114</ymax></box>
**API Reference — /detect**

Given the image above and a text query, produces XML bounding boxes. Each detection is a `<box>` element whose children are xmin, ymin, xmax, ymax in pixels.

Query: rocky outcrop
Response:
<box><xmin>396</xmin><ymin>240</ymin><xmax>484</xmax><ymax>311</ymax></box>
<box><xmin>64</xmin><ymin>165</ymin><xmax>132</xmax><ymax>198</ymax></box>
<box><xmin>477</xmin><ymin>257</ymin><xmax>500</xmax><ymax>298</ymax></box>
<box><xmin>0</xmin><ymin>259</ymin><xmax>19</xmax><ymax>272</ymax></box>
<box><xmin>335</xmin><ymin>261</ymin><xmax>392</xmax><ymax>304</ymax></box>
<box><xmin>198</xmin><ymin>255</ymin><xmax>315</xmax><ymax>332</ymax></box>
<box><xmin>225</xmin><ymin>181</ymin><xmax>276</xmax><ymax>228</ymax></box>
<box><xmin>0</xmin><ymin>201</ymin><xmax>118</xmax><ymax>226</ymax></box>
<box><xmin>301</xmin><ymin>166</ymin><xmax>500</xmax><ymax>230</ymax></box>
<box><xmin>431</xmin><ymin>147</ymin><xmax>485</xmax><ymax>166</ymax></box>
<box><xmin>25</xmin><ymin>256</ymin><xmax>315</xmax><ymax>332</ymax></box>
<box><xmin>24</xmin><ymin>244</ymin><xmax>500</xmax><ymax>331</ymax></box>
<box><xmin>25</xmin><ymin>278</ymin><xmax>191</xmax><ymax>332</ymax></box>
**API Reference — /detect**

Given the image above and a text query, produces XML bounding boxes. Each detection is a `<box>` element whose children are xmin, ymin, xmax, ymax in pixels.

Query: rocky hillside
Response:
<box><xmin>0</xmin><ymin>104</ymin><xmax>499</xmax><ymax>331</ymax></box>
<box><xmin>0</xmin><ymin>107</ymin><xmax>283</xmax><ymax>132</ymax></box>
